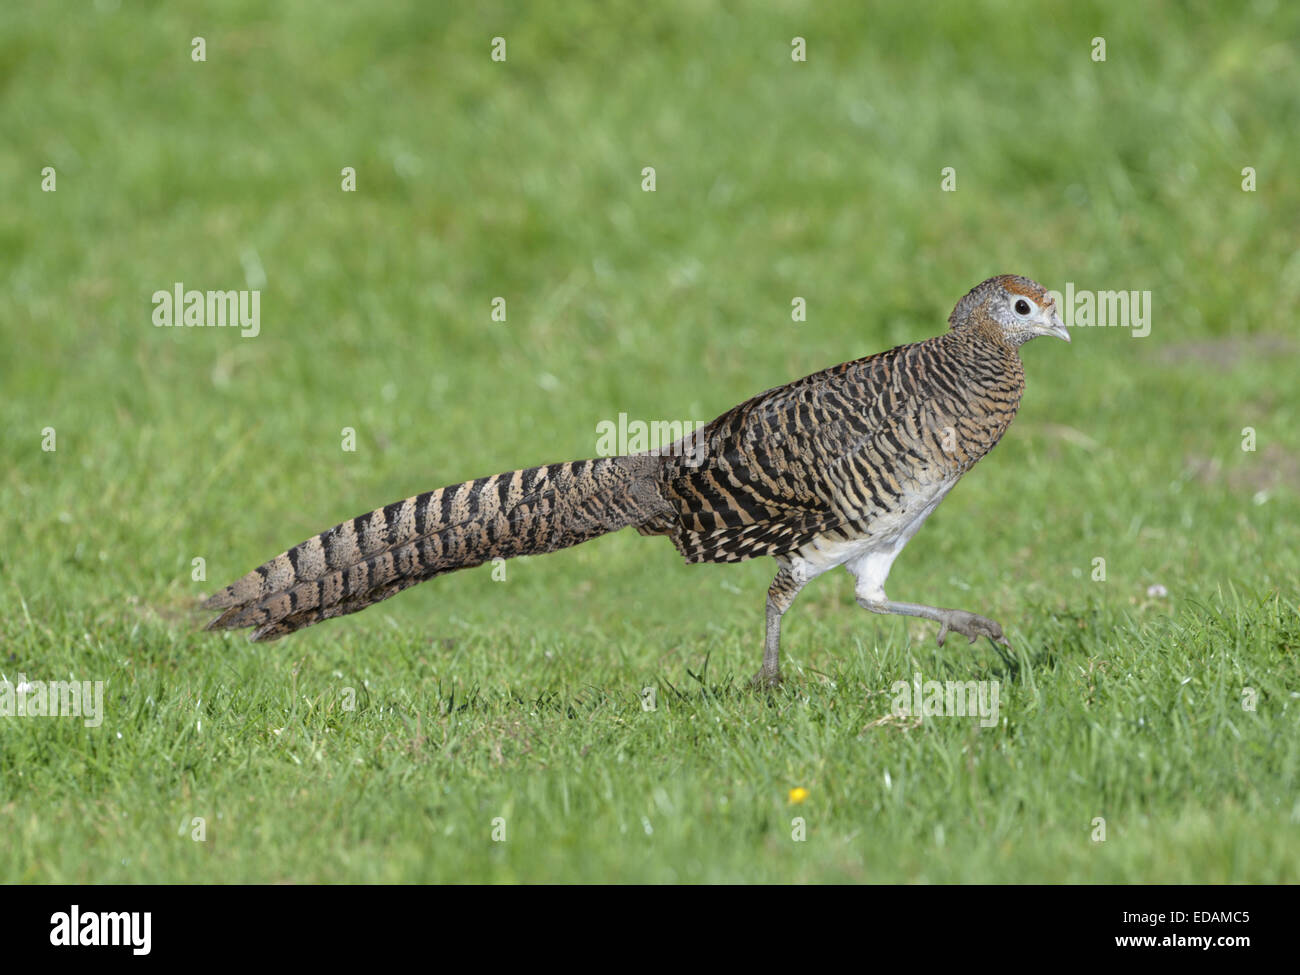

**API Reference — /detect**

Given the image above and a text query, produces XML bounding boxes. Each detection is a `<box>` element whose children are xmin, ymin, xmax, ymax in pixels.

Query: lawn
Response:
<box><xmin>1</xmin><ymin>0</ymin><xmax>1297</xmax><ymax>883</ymax></box>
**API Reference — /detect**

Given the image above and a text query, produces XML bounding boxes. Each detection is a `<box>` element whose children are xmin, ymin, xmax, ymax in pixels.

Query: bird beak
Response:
<box><xmin>1040</xmin><ymin>308</ymin><xmax>1070</xmax><ymax>343</ymax></box>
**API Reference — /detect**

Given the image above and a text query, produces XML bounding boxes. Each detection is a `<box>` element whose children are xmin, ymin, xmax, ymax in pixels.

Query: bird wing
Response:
<box><xmin>662</xmin><ymin>341</ymin><xmax>936</xmax><ymax>564</ymax></box>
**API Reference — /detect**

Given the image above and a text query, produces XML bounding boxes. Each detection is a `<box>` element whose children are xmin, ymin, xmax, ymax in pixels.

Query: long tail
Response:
<box><xmin>203</xmin><ymin>455</ymin><xmax>668</xmax><ymax>641</ymax></box>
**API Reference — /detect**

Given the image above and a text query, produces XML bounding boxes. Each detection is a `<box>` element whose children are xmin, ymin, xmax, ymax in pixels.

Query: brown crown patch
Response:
<box><xmin>996</xmin><ymin>274</ymin><xmax>1050</xmax><ymax>302</ymax></box>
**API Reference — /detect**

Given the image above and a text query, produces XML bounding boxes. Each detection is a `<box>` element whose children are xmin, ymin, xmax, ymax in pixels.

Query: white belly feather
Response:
<box><xmin>785</xmin><ymin>476</ymin><xmax>959</xmax><ymax>603</ymax></box>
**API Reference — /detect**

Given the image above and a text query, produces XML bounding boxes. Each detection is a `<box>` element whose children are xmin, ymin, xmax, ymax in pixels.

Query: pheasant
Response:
<box><xmin>204</xmin><ymin>274</ymin><xmax>1069</xmax><ymax>686</ymax></box>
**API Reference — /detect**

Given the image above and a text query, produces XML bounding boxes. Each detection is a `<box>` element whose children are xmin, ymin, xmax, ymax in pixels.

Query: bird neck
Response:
<box><xmin>941</xmin><ymin>326</ymin><xmax>1026</xmax><ymax>390</ymax></box>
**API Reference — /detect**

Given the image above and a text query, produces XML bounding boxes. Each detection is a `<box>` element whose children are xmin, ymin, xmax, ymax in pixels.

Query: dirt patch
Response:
<box><xmin>1185</xmin><ymin>442</ymin><xmax>1300</xmax><ymax>495</ymax></box>
<box><xmin>1157</xmin><ymin>335</ymin><xmax>1294</xmax><ymax>368</ymax></box>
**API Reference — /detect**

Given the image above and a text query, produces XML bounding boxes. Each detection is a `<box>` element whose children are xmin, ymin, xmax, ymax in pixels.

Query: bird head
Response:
<box><xmin>949</xmin><ymin>275</ymin><xmax>1070</xmax><ymax>346</ymax></box>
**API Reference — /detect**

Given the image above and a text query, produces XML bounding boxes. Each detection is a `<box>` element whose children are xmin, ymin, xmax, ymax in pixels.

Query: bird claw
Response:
<box><xmin>936</xmin><ymin>610</ymin><xmax>1009</xmax><ymax>648</ymax></box>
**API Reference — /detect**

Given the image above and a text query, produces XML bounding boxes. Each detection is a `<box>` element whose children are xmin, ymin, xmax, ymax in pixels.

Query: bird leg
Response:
<box><xmin>751</xmin><ymin>566</ymin><xmax>806</xmax><ymax>689</ymax></box>
<box><xmin>857</xmin><ymin>597</ymin><xmax>1010</xmax><ymax>647</ymax></box>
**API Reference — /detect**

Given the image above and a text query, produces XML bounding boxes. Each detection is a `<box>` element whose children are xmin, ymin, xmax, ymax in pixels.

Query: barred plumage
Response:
<box><xmin>204</xmin><ymin>456</ymin><xmax>668</xmax><ymax>640</ymax></box>
<box><xmin>204</xmin><ymin>274</ymin><xmax>1069</xmax><ymax>684</ymax></box>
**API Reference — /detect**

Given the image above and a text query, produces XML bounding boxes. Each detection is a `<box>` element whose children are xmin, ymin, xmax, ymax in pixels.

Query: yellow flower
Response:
<box><xmin>788</xmin><ymin>787</ymin><xmax>809</xmax><ymax>804</ymax></box>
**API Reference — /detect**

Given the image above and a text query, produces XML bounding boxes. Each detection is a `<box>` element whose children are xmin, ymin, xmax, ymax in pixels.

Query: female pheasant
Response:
<box><xmin>204</xmin><ymin>274</ymin><xmax>1070</xmax><ymax>686</ymax></box>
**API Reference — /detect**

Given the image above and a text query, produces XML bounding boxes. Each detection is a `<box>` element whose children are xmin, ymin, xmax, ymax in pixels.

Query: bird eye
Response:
<box><xmin>1014</xmin><ymin>298</ymin><xmax>1032</xmax><ymax>316</ymax></box>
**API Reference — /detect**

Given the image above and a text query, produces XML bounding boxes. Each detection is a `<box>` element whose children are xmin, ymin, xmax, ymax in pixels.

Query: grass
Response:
<box><xmin>1</xmin><ymin>0</ymin><xmax>1297</xmax><ymax>883</ymax></box>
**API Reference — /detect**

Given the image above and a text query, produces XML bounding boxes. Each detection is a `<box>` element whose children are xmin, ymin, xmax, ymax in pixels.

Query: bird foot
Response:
<box><xmin>935</xmin><ymin>610</ymin><xmax>1009</xmax><ymax>647</ymax></box>
<box><xmin>749</xmin><ymin>668</ymin><xmax>782</xmax><ymax>690</ymax></box>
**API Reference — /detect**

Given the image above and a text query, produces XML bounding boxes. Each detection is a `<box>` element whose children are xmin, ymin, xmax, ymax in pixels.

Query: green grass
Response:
<box><xmin>1</xmin><ymin>0</ymin><xmax>1297</xmax><ymax>883</ymax></box>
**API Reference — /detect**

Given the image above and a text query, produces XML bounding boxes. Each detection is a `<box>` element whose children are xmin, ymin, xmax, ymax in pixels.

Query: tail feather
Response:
<box><xmin>203</xmin><ymin>455</ymin><xmax>669</xmax><ymax>640</ymax></box>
